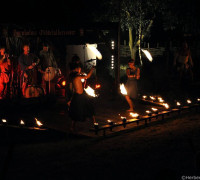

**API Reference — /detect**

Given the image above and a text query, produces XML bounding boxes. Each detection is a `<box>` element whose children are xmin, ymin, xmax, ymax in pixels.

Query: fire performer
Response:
<box><xmin>125</xmin><ymin>59</ymin><xmax>140</xmax><ymax>111</ymax></box>
<box><xmin>68</xmin><ymin>63</ymin><xmax>96</xmax><ymax>132</ymax></box>
<box><xmin>0</xmin><ymin>46</ymin><xmax>11</xmax><ymax>99</ymax></box>
<box><xmin>66</xmin><ymin>54</ymin><xmax>85</xmax><ymax>104</ymax></box>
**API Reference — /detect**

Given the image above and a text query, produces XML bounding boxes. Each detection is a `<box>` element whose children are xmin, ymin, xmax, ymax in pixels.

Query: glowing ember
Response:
<box><xmin>151</xmin><ymin>107</ymin><xmax>158</xmax><ymax>112</ymax></box>
<box><xmin>143</xmin><ymin>95</ymin><xmax>147</xmax><ymax>99</ymax></box>
<box><xmin>86</xmin><ymin>44</ymin><xmax>102</xmax><ymax>60</ymax></box>
<box><xmin>35</xmin><ymin>118</ymin><xmax>43</xmax><ymax>127</ymax></box>
<box><xmin>130</xmin><ymin>112</ymin><xmax>139</xmax><ymax>118</ymax></box>
<box><xmin>163</xmin><ymin>103</ymin><xmax>169</xmax><ymax>109</ymax></box>
<box><xmin>20</xmin><ymin>120</ymin><xmax>25</xmax><ymax>125</ymax></box>
<box><xmin>187</xmin><ymin>99</ymin><xmax>192</xmax><ymax>104</ymax></box>
<box><xmin>121</xmin><ymin>116</ymin><xmax>126</xmax><ymax>119</ymax></box>
<box><xmin>177</xmin><ymin>102</ymin><xmax>181</xmax><ymax>106</ymax></box>
<box><xmin>120</xmin><ymin>84</ymin><xmax>127</xmax><ymax>95</ymax></box>
<box><xmin>84</xmin><ymin>86</ymin><xmax>97</xmax><ymax>97</ymax></box>
<box><xmin>2</xmin><ymin>119</ymin><xmax>7</xmax><ymax>123</ymax></box>
<box><xmin>141</xmin><ymin>49</ymin><xmax>153</xmax><ymax>62</ymax></box>
<box><xmin>95</xmin><ymin>84</ymin><xmax>101</xmax><ymax>89</ymax></box>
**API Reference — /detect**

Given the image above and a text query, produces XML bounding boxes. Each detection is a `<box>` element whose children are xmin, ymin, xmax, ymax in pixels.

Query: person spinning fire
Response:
<box><xmin>0</xmin><ymin>46</ymin><xmax>11</xmax><ymax>99</ymax></box>
<box><xmin>67</xmin><ymin>63</ymin><xmax>96</xmax><ymax>132</ymax></box>
<box><xmin>66</xmin><ymin>54</ymin><xmax>85</xmax><ymax>106</ymax></box>
<box><xmin>125</xmin><ymin>59</ymin><xmax>140</xmax><ymax>112</ymax></box>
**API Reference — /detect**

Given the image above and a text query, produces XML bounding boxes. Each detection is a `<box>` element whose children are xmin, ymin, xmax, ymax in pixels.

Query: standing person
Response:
<box><xmin>125</xmin><ymin>59</ymin><xmax>140</xmax><ymax>112</ymax></box>
<box><xmin>18</xmin><ymin>44</ymin><xmax>40</xmax><ymax>97</ymax></box>
<box><xmin>173</xmin><ymin>41</ymin><xmax>193</xmax><ymax>84</ymax></box>
<box><xmin>68</xmin><ymin>63</ymin><xmax>96</xmax><ymax>132</ymax></box>
<box><xmin>39</xmin><ymin>43</ymin><xmax>60</xmax><ymax>95</ymax></box>
<box><xmin>66</xmin><ymin>54</ymin><xmax>84</xmax><ymax>105</ymax></box>
<box><xmin>0</xmin><ymin>46</ymin><xmax>11</xmax><ymax>99</ymax></box>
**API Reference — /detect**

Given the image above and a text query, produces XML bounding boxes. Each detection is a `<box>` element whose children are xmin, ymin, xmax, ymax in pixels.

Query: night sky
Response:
<box><xmin>2</xmin><ymin>0</ymin><xmax>101</xmax><ymax>24</ymax></box>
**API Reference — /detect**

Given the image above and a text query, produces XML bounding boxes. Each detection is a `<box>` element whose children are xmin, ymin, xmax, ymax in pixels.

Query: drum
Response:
<box><xmin>43</xmin><ymin>67</ymin><xmax>60</xmax><ymax>81</ymax></box>
<box><xmin>24</xmin><ymin>86</ymin><xmax>44</xmax><ymax>98</ymax></box>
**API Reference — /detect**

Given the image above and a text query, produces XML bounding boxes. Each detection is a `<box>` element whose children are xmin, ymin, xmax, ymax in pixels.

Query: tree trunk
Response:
<box><xmin>128</xmin><ymin>27</ymin><xmax>135</xmax><ymax>59</ymax></box>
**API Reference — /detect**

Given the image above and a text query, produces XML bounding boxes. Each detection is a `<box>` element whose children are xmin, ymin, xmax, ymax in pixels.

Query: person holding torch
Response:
<box><xmin>68</xmin><ymin>63</ymin><xmax>96</xmax><ymax>132</ymax></box>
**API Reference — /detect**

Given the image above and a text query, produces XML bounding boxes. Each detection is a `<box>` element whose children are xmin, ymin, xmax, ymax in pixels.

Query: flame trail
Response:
<box><xmin>120</xmin><ymin>84</ymin><xmax>127</xmax><ymax>95</ymax></box>
<box><xmin>84</xmin><ymin>86</ymin><xmax>97</xmax><ymax>97</ymax></box>
<box><xmin>141</xmin><ymin>49</ymin><xmax>153</xmax><ymax>62</ymax></box>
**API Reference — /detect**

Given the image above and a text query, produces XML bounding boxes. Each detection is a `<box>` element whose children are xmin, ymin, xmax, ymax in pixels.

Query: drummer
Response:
<box><xmin>39</xmin><ymin>42</ymin><xmax>60</xmax><ymax>95</ymax></box>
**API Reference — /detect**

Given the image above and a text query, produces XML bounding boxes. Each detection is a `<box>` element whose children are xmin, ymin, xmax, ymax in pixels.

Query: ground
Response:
<box><xmin>0</xmin><ymin>91</ymin><xmax>200</xmax><ymax>180</ymax></box>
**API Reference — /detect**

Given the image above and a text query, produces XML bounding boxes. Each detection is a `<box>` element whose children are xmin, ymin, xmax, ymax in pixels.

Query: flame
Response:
<box><xmin>130</xmin><ymin>112</ymin><xmax>139</xmax><ymax>118</ymax></box>
<box><xmin>84</xmin><ymin>86</ymin><xmax>97</xmax><ymax>97</ymax></box>
<box><xmin>120</xmin><ymin>84</ymin><xmax>127</xmax><ymax>95</ymax></box>
<box><xmin>151</xmin><ymin>107</ymin><xmax>158</xmax><ymax>112</ymax></box>
<box><xmin>20</xmin><ymin>120</ymin><xmax>25</xmax><ymax>125</ymax></box>
<box><xmin>86</xmin><ymin>44</ymin><xmax>102</xmax><ymax>60</ymax></box>
<box><xmin>94</xmin><ymin>122</ymin><xmax>99</xmax><ymax>126</ymax></box>
<box><xmin>158</xmin><ymin>97</ymin><xmax>164</xmax><ymax>103</ymax></box>
<box><xmin>121</xmin><ymin>116</ymin><xmax>126</xmax><ymax>119</ymax></box>
<box><xmin>143</xmin><ymin>95</ymin><xmax>147</xmax><ymax>99</ymax></box>
<box><xmin>61</xmin><ymin>81</ymin><xmax>66</xmax><ymax>86</ymax></box>
<box><xmin>163</xmin><ymin>103</ymin><xmax>169</xmax><ymax>109</ymax></box>
<box><xmin>146</xmin><ymin>110</ymin><xmax>151</xmax><ymax>114</ymax></box>
<box><xmin>141</xmin><ymin>49</ymin><xmax>153</xmax><ymax>62</ymax></box>
<box><xmin>187</xmin><ymin>99</ymin><xmax>191</xmax><ymax>104</ymax></box>
<box><xmin>2</xmin><ymin>119</ymin><xmax>7</xmax><ymax>123</ymax></box>
<box><xmin>197</xmin><ymin>98</ymin><xmax>200</xmax><ymax>102</ymax></box>
<box><xmin>150</xmin><ymin>96</ymin><xmax>155</xmax><ymax>100</ymax></box>
<box><xmin>95</xmin><ymin>84</ymin><xmax>101</xmax><ymax>89</ymax></box>
<box><xmin>107</xmin><ymin>120</ymin><xmax>113</xmax><ymax>125</ymax></box>
<box><xmin>177</xmin><ymin>102</ymin><xmax>181</xmax><ymax>106</ymax></box>
<box><xmin>35</xmin><ymin>118</ymin><xmax>43</xmax><ymax>127</ymax></box>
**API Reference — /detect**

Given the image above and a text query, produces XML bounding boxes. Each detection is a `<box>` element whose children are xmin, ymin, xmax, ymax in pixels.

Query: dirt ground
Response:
<box><xmin>0</xmin><ymin>93</ymin><xmax>200</xmax><ymax>180</ymax></box>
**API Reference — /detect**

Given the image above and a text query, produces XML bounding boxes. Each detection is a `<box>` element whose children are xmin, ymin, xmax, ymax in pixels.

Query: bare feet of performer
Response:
<box><xmin>125</xmin><ymin>95</ymin><xmax>134</xmax><ymax>112</ymax></box>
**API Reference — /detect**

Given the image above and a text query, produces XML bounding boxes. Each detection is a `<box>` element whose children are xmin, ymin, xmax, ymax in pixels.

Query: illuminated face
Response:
<box><xmin>23</xmin><ymin>45</ymin><xmax>30</xmax><ymax>54</ymax></box>
<box><xmin>128</xmin><ymin>62</ymin><xmax>134</xmax><ymax>68</ymax></box>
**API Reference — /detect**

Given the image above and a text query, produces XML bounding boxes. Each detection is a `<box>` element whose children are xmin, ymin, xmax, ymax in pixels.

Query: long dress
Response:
<box><xmin>125</xmin><ymin>67</ymin><xmax>138</xmax><ymax>99</ymax></box>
